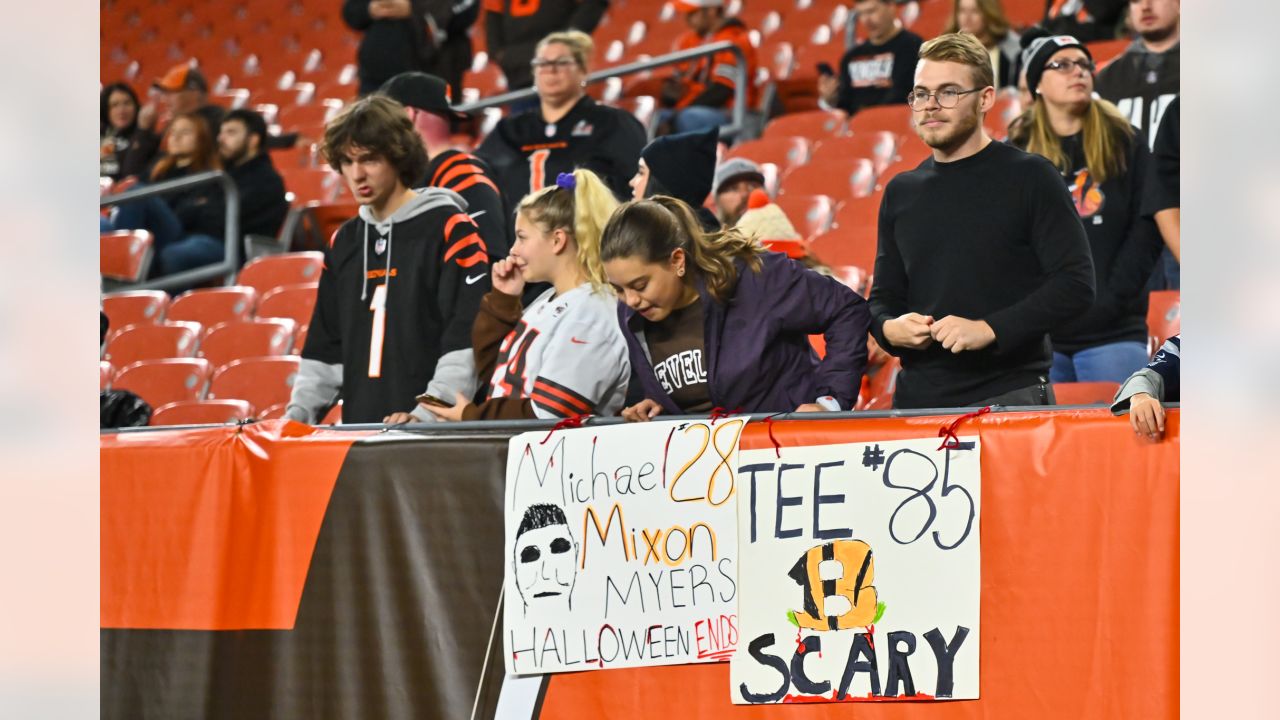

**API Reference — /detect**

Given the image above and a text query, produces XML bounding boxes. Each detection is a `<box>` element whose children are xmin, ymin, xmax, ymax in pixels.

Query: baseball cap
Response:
<box><xmin>713</xmin><ymin>158</ymin><xmax>766</xmax><ymax>195</ymax></box>
<box><xmin>153</xmin><ymin>63</ymin><xmax>208</xmax><ymax>93</ymax></box>
<box><xmin>379</xmin><ymin>72</ymin><xmax>471</xmax><ymax>123</ymax></box>
<box><xmin>1021</xmin><ymin>35</ymin><xmax>1092</xmax><ymax>98</ymax></box>
<box><xmin>674</xmin><ymin>0</ymin><xmax>725</xmax><ymax>13</ymax></box>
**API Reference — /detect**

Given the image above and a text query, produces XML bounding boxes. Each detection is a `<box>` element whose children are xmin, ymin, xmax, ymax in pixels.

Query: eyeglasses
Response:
<box><xmin>530</xmin><ymin>58</ymin><xmax>578</xmax><ymax>72</ymax></box>
<box><xmin>1044</xmin><ymin>58</ymin><xmax>1095</xmax><ymax>74</ymax></box>
<box><xmin>906</xmin><ymin>88</ymin><xmax>982</xmax><ymax>110</ymax></box>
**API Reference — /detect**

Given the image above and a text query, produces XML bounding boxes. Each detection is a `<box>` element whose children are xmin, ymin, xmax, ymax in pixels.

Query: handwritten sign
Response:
<box><xmin>504</xmin><ymin>418</ymin><xmax>746</xmax><ymax>675</ymax></box>
<box><xmin>731</xmin><ymin>436</ymin><xmax>981</xmax><ymax>703</ymax></box>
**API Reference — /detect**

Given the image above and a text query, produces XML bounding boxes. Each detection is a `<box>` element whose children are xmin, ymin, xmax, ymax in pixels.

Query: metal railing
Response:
<box><xmin>100</xmin><ymin>170</ymin><xmax>241</xmax><ymax>291</ymax></box>
<box><xmin>102</xmin><ymin>403</ymin><xmax>1171</xmax><ymax>435</ymax></box>
<box><xmin>456</xmin><ymin>40</ymin><xmax>749</xmax><ymax>138</ymax></box>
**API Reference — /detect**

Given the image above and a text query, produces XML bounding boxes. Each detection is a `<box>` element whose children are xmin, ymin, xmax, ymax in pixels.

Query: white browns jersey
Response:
<box><xmin>488</xmin><ymin>283</ymin><xmax>630</xmax><ymax>418</ymax></box>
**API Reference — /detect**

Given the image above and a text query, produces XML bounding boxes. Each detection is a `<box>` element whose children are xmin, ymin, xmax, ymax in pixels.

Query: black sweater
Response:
<box><xmin>227</xmin><ymin>152</ymin><xmax>289</xmax><ymax>239</ymax></box>
<box><xmin>834</xmin><ymin>29</ymin><xmax>922</xmax><ymax>115</ymax></box>
<box><xmin>1040</xmin><ymin>130</ymin><xmax>1164</xmax><ymax>354</ymax></box>
<box><xmin>869</xmin><ymin>141</ymin><xmax>1095</xmax><ymax>408</ymax></box>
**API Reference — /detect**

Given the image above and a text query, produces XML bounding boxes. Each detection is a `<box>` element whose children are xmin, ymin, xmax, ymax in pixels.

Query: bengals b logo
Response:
<box><xmin>1068</xmin><ymin>168</ymin><xmax>1104</xmax><ymax>217</ymax></box>
<box><xmin>788</xmin><ymin>540</ymin><xmax>879</xmax><ymax>631</ymax></box>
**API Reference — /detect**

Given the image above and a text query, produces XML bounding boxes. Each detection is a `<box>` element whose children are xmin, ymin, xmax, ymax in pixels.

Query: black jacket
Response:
<box><xmin>483</xmin><ymin>0</ymin><xmax>609</xmax><ymax>90</ymax></box>
<box><xmin>344</xmin><ymin>0</ymin><xmax>466</xmax><ymax>94</ymax></box>
<box><xmin>153</xmin><ymin>164</ymin><xmax>226</xmax><ymax>241</ymax></box>
<box><xmin>228</xmin><ymin>152</ymin><xmax>289</xmax><ymax>239</ymax></box>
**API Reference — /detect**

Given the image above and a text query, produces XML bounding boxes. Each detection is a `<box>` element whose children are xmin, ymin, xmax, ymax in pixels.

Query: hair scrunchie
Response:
<box><xmin>555</xmin><ymin>172</ymin><xmax>577</xmax><ymax>191</ymax></box>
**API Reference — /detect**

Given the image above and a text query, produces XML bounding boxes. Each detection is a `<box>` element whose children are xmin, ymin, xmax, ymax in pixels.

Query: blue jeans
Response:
<box><xmin>104</xmin><ymin>195</ymin><xmax>225</xmax><ymax>277</ymax></box>
<box><xmin>1051</xmin><ymin>341</ymin><xmax>1150</xmax><ymax>384</ymax></box>
<box><xmin>657</xmin><ymin>105</ymin><xmax>731</xmax><ymax>134</ymax></box>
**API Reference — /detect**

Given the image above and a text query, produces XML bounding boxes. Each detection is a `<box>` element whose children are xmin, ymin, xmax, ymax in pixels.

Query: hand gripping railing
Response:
<box><xmin>100</xmin><ymin>170</ymin><xmax>241</xmax><ymax>291</ymax></box>
<box><xmin>456</xmin><ymin>40</ymin><xmax>749</xmax><ymax>138</ymax></box>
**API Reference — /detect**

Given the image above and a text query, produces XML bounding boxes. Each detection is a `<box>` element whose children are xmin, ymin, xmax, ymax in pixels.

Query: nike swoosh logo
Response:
<box><xmin>469</xmin><ymin>210</ymin><xmax>487</xmax><ymax>219</ymax></box>
<box><xmin>570</xmin><ymin>337</ymin><xmax>589</xmax><ymax>344</ymax></box>
<box><xmin>465</xmin><ymin>273</ymin><xmax>486</xmax><ymax>285</ymax></box>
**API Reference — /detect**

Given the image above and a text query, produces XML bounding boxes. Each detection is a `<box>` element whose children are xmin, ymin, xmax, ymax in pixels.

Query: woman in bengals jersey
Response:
<box><xmin>1008</xmin><ymin>35</ymin><xmax>1164</xmax><ymax>384</ymax></box>
<box><xmin>601</xmin><ymin>197</ymin><xmax>870</xmax><ymax>421</ymax></box>
<box><xmin>423</xmin><ymin>168</ymin><xmax>631</xmax><ymax>420</ymax></box>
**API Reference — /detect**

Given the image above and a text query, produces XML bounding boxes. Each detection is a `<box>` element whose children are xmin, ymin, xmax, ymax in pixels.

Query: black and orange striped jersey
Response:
<box><xmin>475</xmin><ymin>96</ymin><xmax>646</xmax><ymax>211</ymax></box>
<box><xmin>292</xmin><ymin>188</ymin><xmax>492</xmax><ymax>424</ymax></box>
<box><xmin>421</xmin><ymin>149</ymin><xmax>511</xmax><ymax>262</ymax></box>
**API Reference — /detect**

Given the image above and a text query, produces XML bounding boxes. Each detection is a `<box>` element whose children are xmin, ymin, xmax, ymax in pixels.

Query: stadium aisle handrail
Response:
<box><xmin>456</xmin><ymin>41</ymin><xmax>749</xmax><ymax>139</ymax></box>
<box><xmin>101</xmin><ymin>170</ymin><xmax>241</xmax><ymax>292</ymax></box>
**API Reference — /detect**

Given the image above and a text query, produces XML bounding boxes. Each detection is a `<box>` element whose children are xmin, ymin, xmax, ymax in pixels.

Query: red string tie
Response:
<box><xmin>541</xmin><ymin>414</ymin><xmax>592</xmax><ymax>444</ymax></box>
<box><xmin>937</xmin><ymin>406</ymin><xmax>991</xmax><ymax>450</ymax></box>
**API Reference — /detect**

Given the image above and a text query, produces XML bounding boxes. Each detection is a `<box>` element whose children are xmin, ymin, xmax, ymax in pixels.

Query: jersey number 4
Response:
<box><xmin>496</xmin><ymin>320</ymin><xmax>540</xmax><ymax>396</ymax></box>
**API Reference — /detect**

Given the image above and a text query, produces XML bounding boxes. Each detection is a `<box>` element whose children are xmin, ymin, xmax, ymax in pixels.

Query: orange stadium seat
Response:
<box><xmin>258</xmin><ymin>403</ymin><xmax>290</xmax><ymax>420</ymax></box>
<box><xmin>1147</xmin><ymin>290</ymin><xmax>1180</xmax><ymax>353</ymax></box>
<box><xmin>166</xmin><ymin>287</ymin><xmax>258</xmax><ymax>330</ymax></box>
<box><xmin>103</xmin><ymin>322</ymin><xmax>202</xmax><ymax>367</ymax></box>
<box><xmin>774</xmin><ymin>193</ymin><xmax>835</xmax><ymax>240</ymax></box>
<box><xmin>1053</xmin><ymin>382</ymin><xmax>1121</xmax><ymax>405</ymax></box>
<box><xmin>150</xmin><ymin>399</ymin><xmax>254</xmax><ymax>427</ymax></box>
<box><xmin>902</xmin><ymin>0</ymin><xmax>952</xmax><ymax>39</ymax></box>
<box><xmin>725</xmin><ymin>136</ymin><xmax>811</xmax><ymax>172</ymax></box>
<box><xmin>811</xmin><ymin>194</ymin><xmax>881</xmax><ymax>269</ymax></box>
<box><xmin>199</xmin><ymin>319</ymin><xmax>298</xmax><ymax>371</ymax></box>
<box><xmin>782</xmin><ymin>156</ymin><xmax>876</xmax><ymax>199</ymax></box>
<box><xmin>237</xmin><ymin>252</ymin><xmax>324</xmax><ymax>296</ymax></box>
<box><xmin>282</xmin><ymin>168</ymin><xmax>343</xmax><ymax>205</ymax></box>
<box><xmin>1088</xmin><ymin>39</ymin><xmax>1131</xmax><ymax>71</ymax></box>
<box><xmin>257</xmin><ymin>283</ymin><xmax>319</xmax><ymax>328</ymax></box>
<box><xmin>856</xmin><ymin>356</ymin><xmax>901</xmax><ymax>411</ymax></box>
<box><xmin>848</xmin><ymin>104</ymin><xmax>914</xmax><ymax>137</ymax></box>
<box><xmin>112</xmin><ymin>358</ymin><xmax>213</xmax><ymax>409</ymax></box>
<box><xmin>208</xmin><ymin>356</ymin><xmax>301</xmax><ymax>413</ymax></box>
<box><xmin>101</xmin><ymin>361</ymin><xmax>114</xmax><ymax>391</ymax></box>
<box><xmin>102</xmin><ymin>290</ymin><xmax>169</xmax><ymax>329</ymax></box>
<box><xmin>814</xmin><ymin>132</ymin><xmax>900</xmax><ymax>175</ymax></box>
<box><xmin>762</xmin><ymin>109</ymin><xmax>848</xmax><ymax>141</ymax></box>
<box><xmin>101</xmin><ymin>230</ymin><xmax>155</xmax><ymax>283</ymax></box>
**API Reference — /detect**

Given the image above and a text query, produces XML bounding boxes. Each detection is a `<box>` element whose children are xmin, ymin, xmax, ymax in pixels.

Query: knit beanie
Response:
<box><xmin>736</xmin><ymin>189</ymin><xmax>804</xmax><ymax>258</ymax></box>
<box><xmin>1021</xmin><ymin>34</ymin><xmax>1091</xmax><ymax>98</ymax></box>
<box><xmin>641</xmin><ymin>127</ymin><xmax>719</xmax><ymax>208</ymax></box>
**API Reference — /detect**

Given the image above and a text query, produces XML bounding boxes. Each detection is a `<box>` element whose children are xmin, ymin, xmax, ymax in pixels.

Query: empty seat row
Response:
<box><xmin>103</xmin><ymin>281</ymin><xmax>317</xmax><ymax>333</ymax></box>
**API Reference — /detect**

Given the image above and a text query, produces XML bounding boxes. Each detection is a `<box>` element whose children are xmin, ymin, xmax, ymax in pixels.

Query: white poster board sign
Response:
<box><xmin>731</xmin><ymin>436</ymin><xmax>981</xmax><ymax>703</ymax></box>
<box><xmin>504</xmin><ymin>418</ymin><xmax>746</xmax><ymax>675</ymax></box>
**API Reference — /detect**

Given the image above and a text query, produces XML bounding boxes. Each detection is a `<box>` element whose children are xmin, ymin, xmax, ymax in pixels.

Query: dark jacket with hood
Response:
<box><xmin>483</xmin><ymin>0</ymin><xmax>609</xmax><ymax>90</ymax></box>
<box><xmin>620</xmin><ymin>252</ymin><xmax>870</xmax><ymax>413</ymax></box>
<box><xmin>344</xmin><ymin>0</ymin><xmax>477</xmax><ymax>94</ymax></box>
<box><xmin>641</xmin><ymin>127</ymin><xmax>721</xmax><ymax>232</ymax></box>
<box><xmin>227</xmin><ymin>152</ymin><xmax>289</xmax><ymax>238</ymax></box>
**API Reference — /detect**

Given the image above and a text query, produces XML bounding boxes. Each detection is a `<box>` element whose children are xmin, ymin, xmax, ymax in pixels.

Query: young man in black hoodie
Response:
<box><xmin>285</xmin><ymin>96</ymin><xmax>492</xmax><ymax>425</ymax></box>
<box><xmin>628</xmin><ymin>126</ymin><xmax>721</xmax><ymax>231</ymax></box>
<box><xmin>820</xmin><ymin>0</ymin><xmax>923</xmax><ymax>116</ymax></box>
<box><xmin>216</xmin><ymin>109</ymin><xmax>289</xmax><ymax>243</ymax></box>
<box><xmin>869</xmin><ymin>33</ymin><xmax>1095</xmax><ymax>409</ymax></box>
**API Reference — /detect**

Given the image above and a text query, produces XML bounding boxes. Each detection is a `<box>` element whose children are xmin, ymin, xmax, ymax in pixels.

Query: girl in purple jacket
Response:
<box><xmin>600</xmin><ymin>196</ymin><xmax>870</xmax><ymax>420</ymax></box>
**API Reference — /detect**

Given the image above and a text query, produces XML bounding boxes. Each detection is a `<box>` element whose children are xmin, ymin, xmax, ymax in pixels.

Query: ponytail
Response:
<box><xmin>601</xmin><ymin>196</ymin><xmax>763</xmax><ymax>303</ymax></box>
<box><xmin>516</xmin><ymin>168</ymin><xmax>619</xmax><ymax>290</ymax></box>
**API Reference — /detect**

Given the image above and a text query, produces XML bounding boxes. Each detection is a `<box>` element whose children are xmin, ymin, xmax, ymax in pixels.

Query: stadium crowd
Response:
<box><xmin>100</xmin><ymin>0</ymin><xmax>1180</xmax><ymax>437</ymax></box>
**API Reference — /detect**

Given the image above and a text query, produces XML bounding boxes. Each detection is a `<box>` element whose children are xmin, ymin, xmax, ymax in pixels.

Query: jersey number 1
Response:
<box><xmin>528</xmin><ymin>149</ymin><xmax>551</xmax><ymax>193</ymax></box>
<box><xmin>368</xmin><ymin>283</ymin><xmax>387</xmax><ymax>378</ymax></box>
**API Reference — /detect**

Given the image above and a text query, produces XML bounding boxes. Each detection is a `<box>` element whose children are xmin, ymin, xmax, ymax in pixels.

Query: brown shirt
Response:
<box><xmin>644</xmin><ymin>298</ymin><xmax>713</xmax><ymax>413</ymax></box>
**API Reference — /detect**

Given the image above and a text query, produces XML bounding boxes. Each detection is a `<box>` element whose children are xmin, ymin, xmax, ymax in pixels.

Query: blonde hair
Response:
<box><xmin>517</xmin><ymin>168</ymin><xmax>618</xmax><ymax>290</ymax></box>
<box><xmin>601</xmin><ymin>197</ymin><xmax>764</xmax><ymax>304</ymax></box>
<box><xmin>942</xmin><ymin>0</ymin><xmax>1011</xmax><ymax>43</ymax></box>
<box><xmin>1008</xmin><ymin>97</ymin><xmax>1134</xmax><ymax>185</ymax></box>
<box><xmin>918</xmin><ymin>32</ymin><xmax>995</xmax><ymax>90</ymax></box>
<box><xmin>537</xmin><ymin>30</ymin><xmax>594</xmax><ymax>71</ymax></box>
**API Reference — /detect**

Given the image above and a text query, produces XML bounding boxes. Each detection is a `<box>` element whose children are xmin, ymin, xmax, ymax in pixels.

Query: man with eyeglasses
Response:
<box><xmin>477</xmin><ymin>31</ymin><xmax>646</xmax><ymax>208</ymax></box>
<box><xmin>868</xmin><ymin>33</ymin><xmax>1095</xmax><ymax>409</ymax></box>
